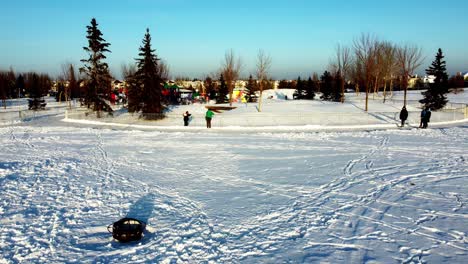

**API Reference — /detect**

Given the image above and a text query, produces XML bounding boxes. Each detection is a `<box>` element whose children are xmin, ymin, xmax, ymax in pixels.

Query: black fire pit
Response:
<box><xmin>107</xmin><ymin>218</ymin><xmax>146</xmax><ymax>243</ymax></box>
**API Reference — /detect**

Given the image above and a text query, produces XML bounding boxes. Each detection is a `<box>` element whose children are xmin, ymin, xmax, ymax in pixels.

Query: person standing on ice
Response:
<box><xmin>419</xmin><ymin>108</ymin><xmax>427</xmax><ymax>128</ymax></box>
<box><xmin>399</xmin><ymin>106</ymin><xmax>408</xmax><ymax>127</ymax></box>
<box><xmin>422</xmin><ymin>107</ymin><xmax>431</xmax><ymax>129</ymax></box>
<box><xmin>205</xmin><ymin>109</ymin><xmax>214</xmax><ymax>128</ymax></box>
<box><xmin>183</xmin><ymin>111</ymin><xmax>191</xmax><ymax>126</ymax></box>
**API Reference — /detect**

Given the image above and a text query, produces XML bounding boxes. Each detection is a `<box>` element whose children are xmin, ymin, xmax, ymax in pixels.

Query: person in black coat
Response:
<box><xmin>419</xmin><ymin>108</ymin><xmax>427</xmax><ymax>128</ymax></box>
<box><xmin>399</xmin><ymin>106</ymin><xmax>408</xmax><ymax>127</ymax></box>
<box><xmin>422</xmin><ymin>107</ymin><xmax>431</xmax><ymax>128</ymax></box>
<box><xmin>183</xmin><ymin>111</ymin><xmax>191</xmax><ymax>126</ymax></box>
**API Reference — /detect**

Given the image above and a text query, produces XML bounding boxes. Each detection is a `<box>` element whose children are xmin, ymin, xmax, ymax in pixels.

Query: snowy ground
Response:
<box><xmin>1</xmin><ymin>125</ymin><xmax>467</xmax><ymax>263</ymax></box>
<box><xmin>0</xmin><ymin>89</ymin><xmax>467</xmax><ymax>263</ymax></box>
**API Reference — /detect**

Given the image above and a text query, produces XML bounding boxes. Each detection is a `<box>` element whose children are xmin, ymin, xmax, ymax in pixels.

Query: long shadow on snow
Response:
<box><xmin>123</xmin><ymin>193</ymin><xmax>158</xmax><ymax>242</ymax></box>
<box><xmin>126</xmin><ymin>193</ymin><xmax>156</xmax><ymax>223</ymax></box>
<box><xmin>102</xmin><ymin>193</ymin><xmax>158</xmax><ymax>250</ymax></box>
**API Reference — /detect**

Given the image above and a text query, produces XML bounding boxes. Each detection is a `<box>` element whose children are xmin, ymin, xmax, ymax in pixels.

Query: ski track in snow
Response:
<box><xmin>0</xmin><ymin>125</ymin><xmax>467</xmax><ymax>263</ymax></box>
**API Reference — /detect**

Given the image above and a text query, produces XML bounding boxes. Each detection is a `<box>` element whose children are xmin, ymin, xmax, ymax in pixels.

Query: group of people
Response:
<box><xmin>399</xmin><ymin>106</ymin><xmax>431</xmax><ymax>129</ymax></box>
<box><xmin>185</xmin><ymin>106</ymin><xmax>432</xmax><ymax>129</ymax></box>
<box><xmin>182</xmin><ymin>109</ymin><xmax>215</xmax><ymax>128</ymax></box>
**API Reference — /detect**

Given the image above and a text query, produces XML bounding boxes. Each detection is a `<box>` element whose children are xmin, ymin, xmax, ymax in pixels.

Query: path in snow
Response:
<box><xmin>0</xmin><ymin>125</ymin><xmax>467</xmax><ymax>263</ymax></box>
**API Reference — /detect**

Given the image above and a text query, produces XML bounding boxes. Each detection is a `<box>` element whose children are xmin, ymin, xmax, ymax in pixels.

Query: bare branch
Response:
<box><xmin>221</xmin><ymin>49</ymin><xmax>242</xmax><ymax>105</ymax></box>
<box><xmin>396</xmin><ymin>44</ymin><xmax>424</xmax><ymax>105</ymax></box>
<box><xmin>255</xmin><ymin>49</ymin><xmax>272</xmax><ymax>112</ymax></box>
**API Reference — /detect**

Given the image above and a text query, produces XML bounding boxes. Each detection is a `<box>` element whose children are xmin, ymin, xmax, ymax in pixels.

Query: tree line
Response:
<box><xmin>0</xmin><ymin>69</ymin><xmax>52</xmax><ymax>108</ymax></box>
<box><xmin>1</xmin><ymin>22</ymin><xmax>462</xmax><ymax>113</ymax></box>
<box><xmin>285</xmin><ymin>33</ymin><xmax>455</xmax><ymax>110</ymax></box>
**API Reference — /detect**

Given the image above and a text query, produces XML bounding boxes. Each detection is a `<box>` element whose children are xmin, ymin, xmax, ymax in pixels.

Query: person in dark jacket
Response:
<box><xmin>399</xmin><ymin>106</ymin><xmax>408</xmax><ymax>127</ymax></box>
<box><xmin>422</xmin><ymin>107</ymin><xmax>431</xmax><ymax>128</ymax></box>
<box><xmin>183</xmin><ymin>111</ymin><xmax>191</xmax><ymax>126</ymax></box>
<box><xmin>419</xmin><ymin>108</ymin><xmax>427</xmax><ymax>128</ymax></box>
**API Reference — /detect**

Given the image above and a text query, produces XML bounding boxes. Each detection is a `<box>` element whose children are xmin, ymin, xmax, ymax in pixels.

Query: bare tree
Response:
<box><xmin>380</xmin><ymin>42</ymin><xmax>398</xmax><ymax>102</ymax></box>
<box><xmin>60</xmin><ymin>63</ymin><xmax>78</xmax><ymax>108</ymax></box>
<box><xmin>121</xmin><ymin>63</ymin><xmax>138</xmax><ymax>111</ymax></box>
<box><xmin>58</xmin><ymin>64</ymin><xmax>68</xmax><ymax>103</ymax></box>
<box><xmin>396</xmin><ymin>44</ymin><xmax>424</xmax><ymax>106</ymax></box>
<box><xmin>353</xmin><ymin>33</ymin><xmax>378</xmax><ymax>111</ymax></box>
<box><xmin>335</xmin><ymin>44</ymin><xmax>352</xmax><ymax>103</ymax></box>
<box><xmin>372</xmin><ymin>42</ymin><xmax>385</xmax><ymax>98</ymax></box>
<box><xmin>221</xmin><ymin>49</ymin><xmax>242</xmax><ymax>106</ymax></box>
<box><xmin>121</xmin><ymin>63</ymin><xmax>136</xmax><ymax>79</ymax></box>
<box><xmin>158</xmin><ymin>59</ymin><xmax>170</xmax><ymax>82</ymax></box>
<box><xmin>256</xmin><ymin>49</ymin><xmax>272</xmax><ymax>112</ymax></box>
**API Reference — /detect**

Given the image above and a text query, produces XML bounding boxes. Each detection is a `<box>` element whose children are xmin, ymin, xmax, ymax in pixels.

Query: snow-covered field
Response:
<box><xmin>1</xmin><ymin>125</ymin><xmax>467</xmax><ymax>263</ymax></box>
<box><xmin>0</xmin><ymin>89</ymin><xmax>467</xmax><ymax>263</ymax></box>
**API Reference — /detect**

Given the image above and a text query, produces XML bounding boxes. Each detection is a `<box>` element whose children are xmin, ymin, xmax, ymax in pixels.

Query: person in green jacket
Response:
<box><xmin>205</xmin><ymin>109</ymin><xmax>215</xmax><ymax>128</ymax></box>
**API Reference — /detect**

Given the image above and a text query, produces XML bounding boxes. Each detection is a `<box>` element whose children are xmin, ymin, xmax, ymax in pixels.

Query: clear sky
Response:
<box><xmin>1</xmin><ymin>0</ymin><xmax>467</xmax><ymax>79</ymax></box>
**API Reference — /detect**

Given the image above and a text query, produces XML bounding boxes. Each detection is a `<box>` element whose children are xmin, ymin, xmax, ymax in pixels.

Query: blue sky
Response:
<box><xmin>1</xmin><ymin>0</ymin><xmax>467</xmax><ymax>79</ymax></box>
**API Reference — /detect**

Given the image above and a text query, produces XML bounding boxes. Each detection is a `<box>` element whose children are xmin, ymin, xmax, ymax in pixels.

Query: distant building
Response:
<box><xmin>423</xmin><ymin>75</ymin><xmax>436</xmax><ymax>84</ymax></box>
<box><xmin>408</xmin><ymin>75</ymin><xmax>423</xmax><ymax>88</ymax></box>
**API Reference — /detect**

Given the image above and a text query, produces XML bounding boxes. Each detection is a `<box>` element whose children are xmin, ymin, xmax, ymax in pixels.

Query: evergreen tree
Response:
<box><xmin>245</xmin><ymin>74</ymin><xmax>258</xmax><ymax>102</ymax></box>
<box><xmin>0</xmin><ymin>69</ymin><xmax>16</xmax><ymax>103</ymax></box>
<box><xmin>6</xmin><ymin>69</ymin><xmax>16</xmax><ymax>99</ymax></box>
<box><xmin>16</xmin><ymin>74</ymin><xmax>25</xmax><ymax>98</ymax></box>
<box><xmin>295</xmin><ymin>77</ymin><xmax>304</xmax><ymax>99</ymax></box>
<box><xmin>68</xmin><ymin>65</ymin><xmax>80</xmax><ymax>99</ymax></box>
<box><xmin>204</xmin><ymin>77</ymin><xmax>217</xmax><ymax>101</ymax></box>
<box><xmin>28</xmin><ymin>73</ymin><xmax>41</xmax><ymax>110</ymax></box>
<box><xmin>80</xmin><ymin>18</ymin><xmax>113</xmax><ymax>114</ymax></box>
<box><xmin>56</xmin><ymin>81</ymin><xmax>66</xmax><ymax>102</ymax></box>
<box><xmin>312</xmin><ymin>72</ymin><xmax>320</xmax><ymax>92</ymax></box>
<box><xmin>134</xmin><ymin>28</ymin><xmax>165</xmax><ymax>119</ymax></box>
<box><xmin>0</xmin><ymin>72</ymin><xmax>7</xmax><ymax>107</ymax></box>
<box><xmin>305</xmin><ymin>77</ymin><xmax>316</xmax><ymax>100</ymax></box>
<box><xmin>125</xmin><ymin>71</ymin><xmax>141</xmax><ymax>113</ymax></box>
<box><xmin>320</xmin><ymin>71</ymin><xmax>334</xmax><ymax>101</ymax></box>
<box><xmin>333</xmin><ymin>72</ymin><xmax>344</xmax><ymax>102</ymax></box>
<box><xmin>217</xmin><ymin>74</ymin><xmax>228</xmax><ymax>103</ymax></box>
<box><xmin>30</xmin><ymin>74</ymin><xmax>38</xmax><ymax>97</ymax></box>
<box><xmin>420</xmin><ymin>48</ymin><xmax>449</xmax><ymax>110</ymax></box>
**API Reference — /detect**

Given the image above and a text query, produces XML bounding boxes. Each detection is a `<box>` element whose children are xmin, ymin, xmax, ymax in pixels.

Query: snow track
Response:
<box><xmin>0</xmin><ymin>126</ymin><xmax>467</xmax><ymax>263</ymax></box>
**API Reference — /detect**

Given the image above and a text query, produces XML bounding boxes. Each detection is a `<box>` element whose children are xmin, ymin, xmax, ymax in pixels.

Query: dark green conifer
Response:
<box><xmin>320</xmin><ymin>71</ymin><xmax>334</xmax><ymax>101</ymax></box>
<box><xmin>420</xmin><ymin>48</ymin><xmax>449</xmax><ymax>110</ymax></box>
<box><xmin>305</xmin><ymin>77</ymin><xmax>316</xmax><ymax>100</ymax></box>
<box><xmin>245</xmin><ymin>75</ymin><xmax>258</xmax><ymax>102</ymax></box>
<box><xmin>134</xmin><ymin>28</ymin><xmax>165</xmax><ymax>119</ymax></box>
<box><xmin>295</xmin><ymin>77</ymin><xmax>304</xmax><ymax>99</ymax></box>
<box><xmin>217</xmin><ymin>74</ymin><xmax>228</xmax><ymax>104</ymax></box>
<box><xmin>80</xmin><ymin>18</ymin><xmax>113</xmax><ymax>114</ymax></box>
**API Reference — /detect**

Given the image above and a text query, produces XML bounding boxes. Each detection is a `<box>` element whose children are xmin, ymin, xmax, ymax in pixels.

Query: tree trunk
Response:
<box><xmin>258</xmin><ymin>90</ymin><xmax>263</xmax><ymax>112</ymax></box>
<box><xmin>373</xmin><ymin>75</ymin><xmax>379</xmax><ymax>99</ymax></box>
<box><xmin>404</xmin><ymin>87</ymin><xmax>407</xmax><ymax>107</ymax></box>
<box><xmin>402</xmin><ymin>76</ymin><xmax>408</xmax><ymax>107</ymax></box>
<box><xmin>389</xmin><ymin>78</ymin><xmax>393</xmax><ymax>97</ymax></box>
<box><xmin>228</xmin><ymin>83</ymin><xmax>233</xmax><ymax>106</ymax></box>
<box><xmin>365</xmin><ymin>83</ymin><xmax>369</xmax><ymax>112</ymax></box>
<box><xmin>341</xmin><ymin>80</ymin><xmax>345</xmax><ymax>103</ymax></box>
<box><xmin>383</xmin><ymin>78</ymin><xmax>387</xmax><ymax>103</ymax></box>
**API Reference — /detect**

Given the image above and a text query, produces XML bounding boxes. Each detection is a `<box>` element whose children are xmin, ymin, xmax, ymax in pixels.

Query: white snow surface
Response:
<box><xmin>0</xmin><ymin>89</ymin><xmax>467</xmax><ymax>263</ymax></box>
